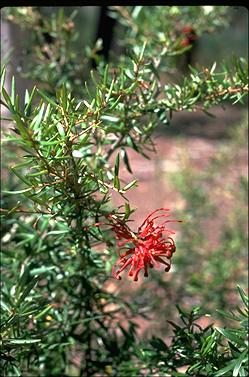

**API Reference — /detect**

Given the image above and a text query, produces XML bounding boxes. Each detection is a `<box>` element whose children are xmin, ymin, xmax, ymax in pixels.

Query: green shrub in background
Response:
<box><xmin>169</xmin><ymin>114</ymin><xmax>248</xmax><ymax>316</ymax></box>
<box><xmin>1</xmin><ymin>6</ymin><xmax>248</xmax><ymax>376</ymax></box>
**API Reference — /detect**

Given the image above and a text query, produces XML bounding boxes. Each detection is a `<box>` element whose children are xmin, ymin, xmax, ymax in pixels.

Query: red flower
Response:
<box><xmin>180</xmin><ymin>25</ymin><xmax>198</xmax><ymax>47</ymax></box>
<box><xmin>181</xmin><ymin>38</ymin><xmax>191</xmax><ymax>47</ymax></box>
<box><xmin>107</xmin><ymin>208</ymin><xmax>181</xmax><ymax>281</ymax></box>
<box><xmin>182</xmin><ymin>25</ymin><xmax>195</xmax><ymax>34</ymax></box>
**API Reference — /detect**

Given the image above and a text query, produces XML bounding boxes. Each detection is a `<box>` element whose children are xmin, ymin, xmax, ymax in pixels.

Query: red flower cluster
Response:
<box><xmin>181</xmin><ymin>25</ymin><xmax>198</xmax><ymax>47</ymax></box>
<box><xmin>107</xmin><ymin>208</ymin><xmax>181</xmax><ymax>281</ymax></box>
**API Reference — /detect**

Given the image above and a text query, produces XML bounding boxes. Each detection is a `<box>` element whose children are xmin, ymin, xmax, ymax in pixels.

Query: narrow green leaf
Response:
<box><xmin>101</xmin><ymin>115</ymin><xmax>120</xmax><ymax>123</ymax></box>
<box><xmin>114</xmin><ymin>175</ymin><xmax>120</xmax><ymax>190</ymax></box>
<box><xmin>12</xmin><ymin>365</ymin><xmax>22</xmax><ymax>376</ymax></box>
<box><xmin>0</xmin><ymin>300</ymin><xmax>12</xmax><ymax>314</ymax></box>
<box><xmin>11</xmin><ymin>167</ymin><xmax>32</xmax><ymax>186</ymax></box>
<box><xmin>30</xmin><ymin>266</ymin><xmax>56</xmax><ymax>275</ymax></box>
<box><xmin>215</xmin><ymin>362</ymin><xmax>236</xmax><ymax>376</ymax></box>
<box><xmin>45</xmin><ymin>229</ymin><xmax>69</xmax><ymax>236</ymax></box>
<box><xmin>103</xmin><ymin>64</ymin><xmax>109</xmax><ymax>86</ymax></box>
<box><xmin>233</xmin><ymin>349</ymin><xmax>248</xmax><ymax>377</ymax></box>
<box><xmin>237</xmin><ymin>285</ymin><xmax>248</xmax><ymax>307</ymax></box>
<box><xmin>109</xmin><ymin>95</ymin><xmax>122</xmax><ymax>110</ymax></box>
<box><xmin>34</xmin><ymin>305</ymin><xmax>52</xmax><ymax>320</ymax></box>
<box><xmin>56</xmin><ymin>122</ymin><xmax>65</xmax><ymax>137</ymax></box>
<box><xmin>3</xmin><ymin>338</ymin><xmax>41</xmax><ymax>345</ymax></box>
<box><xmin>30</xmin><ymin>103</ymin><xmax>45</xmax><ymax>130</ymax></box>
<box><xmin>16</xmin><ymin>277</ymin><xmax>40</xmax><ymax>305</ymax></box>
<box><xmin>139</xmin><ymin>40</ymin><xmax>147</xmax><ymax>61</ymax></box>
<box><xmin>82</xmin><ymin>314</ymin><xmax>105</xmax><ymax>323</ymax></box>
<box><xmin>3</xmin><ymin>188</ymin><xmax>33</xmax><ymax>195</ymax></box>
<box><xmin>106</xmin><ymin>78</ymin><xmax>115</xmax><ymax>103</ymax></box>
<box><xmin>37</xmin><ymin>88</ymin><xmax>58</xmax><ymax>107</ymax></box>
<box><xmin>72</xmin><ymin>150</ymin><xmax>84</xmax><ymax>158</ymax></box>
<box><xmin>132</xmin><ymin>5</ymin><xmax>143</xmax><ymax>19</ymax></box>
<box><xmin>121</xmin><ymin>147</ymin><xmax>133</xmax><ymax>173</ymax></box>
<box><xmin>122</xmin><ymin>179</ymin><xmax>137</xmax><ymax>191</ymax></box>
<box><xmin>24</xmin><ymin>89</ymin><xmax>30</xmax><ymax>106</ymax></box>
<box><xmin>11</xmin><ymin>76</ymin><xmax>16</xmax><ymax>104</ymax></box>
<box><xmin>1</xmin><ymin>86</ymin><xmax>12</xmax><ymax>107</ymax></box>
<box><xmin>24</xmin><ymin>86</ymin><xmax>36</xmax><ymax>116</ymax></box>
<box><xmin>216</xmin><ymin>328</ymin><xmax>244</xmax><ymax>346</ymax></box>
<box><xmin>0</xmin><ymin>65</ymin><xmax>6</xmax><ymax>92</ymax></box>
<box><xmin>127</xmin><ymin>135</ymin><xmax>139</xmax><ymax>152</ymax></box>
<box><xmin>26</xmin><ymin>170</ymin><xmax>48</xmax><ymax>177</ymax></box>
<box><xmin>1</xmin><ymin>314</ymin><xmax>19</xmax><ymax>332</ymax></box>
<box><xmin>210</xmin><ymin>62</ymin><xmax>217</xmax><ymax>74</ymax></box>
<box><xmin>114</xmin><ymin>153</ymin><xmax>120</xmax><ymax>176</ymax></box>
<box><xmin>124</xmin><ymin>202</ymin><xmax>131</xmax><ymax>219</ymax></box>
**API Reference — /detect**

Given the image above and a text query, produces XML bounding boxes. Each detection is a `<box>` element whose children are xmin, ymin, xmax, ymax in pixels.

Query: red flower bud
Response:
<box><xmin>182</xmin><ymin>25</ymin><xmax>194</xmax><ymax>34</ymax></box>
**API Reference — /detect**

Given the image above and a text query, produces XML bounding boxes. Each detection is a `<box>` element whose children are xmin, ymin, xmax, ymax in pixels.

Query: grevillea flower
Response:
<box><xmin>106</xmin><ymin>208</ymin><xmax>181</xmax><ymax>281</ymax></box>
<box><xmin>181</xmin><ymin>25</ymin><xmax>198</xmax><ymax>47</ymax></box>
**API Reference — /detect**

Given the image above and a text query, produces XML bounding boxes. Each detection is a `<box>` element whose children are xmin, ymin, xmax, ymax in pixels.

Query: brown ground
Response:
<box><xmin>105</xmin><ymin>103</ymin><xmax>248</xmax><ymax>338</ymax></box>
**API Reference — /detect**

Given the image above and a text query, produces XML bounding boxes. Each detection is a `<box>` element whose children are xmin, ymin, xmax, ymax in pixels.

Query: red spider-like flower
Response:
<box><xmin>181</xmin><ymin>25</ymin><xmax>198</xmax><ymax>47</ymax></box>
<box><xmin>107</xmin><ymin>208</ymin><xmax>181</xmax><ymax>281</ymax></box>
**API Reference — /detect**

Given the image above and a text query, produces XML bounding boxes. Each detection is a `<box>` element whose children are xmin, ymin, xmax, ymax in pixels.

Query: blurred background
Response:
<box><xmin>1</xmin><ymin>6</ymin><xmax>248</xmax><ymax>341</ymax></box>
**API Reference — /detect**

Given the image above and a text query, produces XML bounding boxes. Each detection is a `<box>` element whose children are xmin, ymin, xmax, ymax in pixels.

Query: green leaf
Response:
<box><xmin>0</xmin><ymin>299</ymin><xmax>12</xmax><ymax>314</ymax></box>
<box><xmin>101</xmin><ymin>115</ymin><xmax>120</xmax><ymax>123</ymax></box>
<box><xmin>3</xmin><ymin>188</ymin><xmax>33</xmax><ymax>195</ymax></box>
<box><xmin>201</xmin><ymin>334</ymin><xmax>216</xmax><ymax>355</ymax></box>
<box><xmin>30</xmin><ymin>103</ymin><xmax>45</xmax><ymax>130</ymax></box>
<box><xmin>37</xmin><ymin>88</ymin><xmax>58</xmax><ymax>107</ymax></box>
<box><xmin>45</xmin><ymin>230</ymin><xmax>69</xmax><ymax>236</ymax></box>
<box><xmin>210</xmin><ymin>62</ymin><xmax>217</xmax><ymax>74</ymax></box>
<box><xmin>1</xmin><ymin>314</ymin><xmax>19</xmax><ymax>332</ymax></box>
<box><xmin>139</xmin><ymin>41</ymin><xmax>147</xmax><ymax>61</ymax></box>
<box><xmin>122</xmin><ymin>179</ymin><xmax>138</xmax><ymax>191</ymax></box>
<box><xmin>109</xmin><ymin>95</ymin><xmax>122</xmax><ymax>110</ymax></box>
<box><xmin>11</xmin><ymin>76</ymin><xmax>16</xmax><ymax>104</ymax></box>
<box><xmin>237</xmin><ymin>285</ymin><xmax>248</xmax><ymax>307</ymax></box>
<box><xmin>114</xmin><ymin>175</ymin><xmax>120</xmax><ymax>190</ymax></box>
<box><xmin>106</xmin><ymin>78</ymin><xmax>115</xmax><ymax>102</ymax></box>
<box><xmin>24</xmin><ymin>86</ymin><xmax>36</xmax><ymax>116</ymax></box>
<box><xmin>114</xmin><ymin>153</ymin><xmax>120</xmax><ymax>176</ymax></box>
<box><xmin>216</xmin><ymin>328</ymin><xmax>245</xmax><ymax>347</ymax></box>
<box><xmin>121</xmin><ymin>147</ymin><xmax>133</xmax><ymax>173</ymax></box>
<box><xmin>3</xmin><ymin>338</ymin><xmax>41</xmax><ymax>346</ymax></box>
<box><xmin>11</xmin><ymin>167</ymin><xmax>32</xmax><ymax>186</ymax></box>
<box><xmin>215</xmin><ymin>361</ymin><xmax>236</xmax><ymax>376</ymax></box>
<box><xmin>103</xmin><ymin>64</ymin><xmax>109</xmax><ymax>86</ymax></box>
<box><xmin>56</xmin><ymin>122</ymin><xmax>65</xmax><ymax>137</ymax></box>
<box><xmin>1</xmin><ymin>66</ymin><xmax>6</xmax><ymax>92</ymax></box>
<box><xmin>150</xmin><ymin>337</ymin><xmax>168</xmax><ymax>351</ymax></box>
<box><xmin>30</xmin><ymin>266</ymin><xmax>56</xmax><ymax>275</ymax></box>
<box><xmin>72</xmin><ymin>150</ymin><xmax>84</xmax><ymax>158</ymax></box>
<box><xmin>34</xmin><ymin>305</ymin><xmax>53</xmax><ymax>320</ymax></box>
<box><xmin>16</xmin><ymin>277</ymin><xmax>40</xmax><ymax>306</ymax></box>
<box><xmin>27</xmin><ymin>169</ymin><xmax>48</xmax><ymax>177</ymax></box>
<box><xmin>127</xmin><ymin>135</ymin><xmax>139</xmax><ymax>152</ymax></box>
<box><xmin>124</xmin><ymin>202</ymin><xmax>131</xmax><ymax>219</ymax></box>
<box><xmin>233</xmin><ymin>349</ymin><xmax>248</xmax><ymax>377</ymax></box>
<box><xmin>2</xmin><ymin>88</ymin><xmax>30</xmax><ymax>139</ymax></box>
<box><xmin>12</xmin><ymin>365</ymin><xmax>22</xmax><ymax>376</ymax></box>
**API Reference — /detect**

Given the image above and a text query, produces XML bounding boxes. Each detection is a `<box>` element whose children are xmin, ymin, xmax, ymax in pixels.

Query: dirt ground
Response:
<box><xmin>111</xmin><ymin>104</ymin><xmax>247</xmax><ymax>226</ymax></box>
<box><xmin>106</xmin><ymin>103</ymin><xmax>248</xmax><ymax>338</ymax></box>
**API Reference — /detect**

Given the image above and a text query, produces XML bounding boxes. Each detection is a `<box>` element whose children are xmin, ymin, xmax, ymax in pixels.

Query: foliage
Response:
<box><xmin>2</xmin><ymin>7</ymin><xmax>99</xmax><ymax>97</ymax></box>
<box><xmin>129</xmin><ymin>286</ymin><xmax>248</xmax><ymax>377</ymax></box>
<box><xmin>1</xmin><ymin>5</ymin><xmax>248</xmax><ymax>376</ymax></box>
<box><xmin>167</xmin><ymin>114</ymin><xmax>248</xmax><ymax>317</ymax></box>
